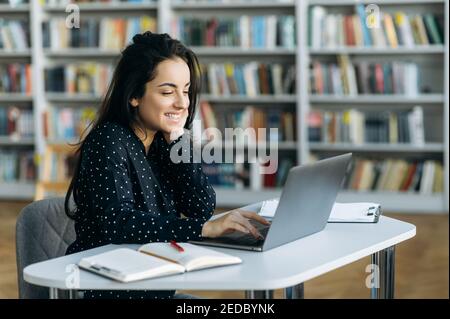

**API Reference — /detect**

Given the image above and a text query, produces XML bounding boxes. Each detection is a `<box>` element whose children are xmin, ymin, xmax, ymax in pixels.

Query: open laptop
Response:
<box><xmin>189</xmin><ymin>153</ymin><xmax>352</xmax><ymax>252</ymax></box>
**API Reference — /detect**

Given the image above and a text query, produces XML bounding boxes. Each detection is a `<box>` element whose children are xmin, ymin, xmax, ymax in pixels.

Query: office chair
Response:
<box><xmin>16</xmin><ymin>197</ymin><xmax>199</xmax><ymax>299</ymax></box>
<box><xmin>16</xmin><ymin>197</ymin><xmax>76</xmax><ymax>299</ymax></box>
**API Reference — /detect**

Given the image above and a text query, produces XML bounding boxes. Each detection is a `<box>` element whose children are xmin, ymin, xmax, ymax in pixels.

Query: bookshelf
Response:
<box><xmin>299</xmin><ymin>0</ymin><xmax>449</xmax><ymax>213</ymax></box>
<box><xmin>0</xmin><ymin>0</ymin><xmax>35</xmax><ymax>199</ymax></box>
<box><xmin>0</xmin><ymin>0</ymin><xmax>447</xmax><ymax>214</ymax></box>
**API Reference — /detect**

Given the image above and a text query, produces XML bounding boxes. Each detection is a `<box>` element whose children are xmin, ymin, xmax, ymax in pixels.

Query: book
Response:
<box><xmin>78</xmin><ymin>243</ymin><xmax>242</xmax><ymax>283</ymax></box>
<box><xmin>258</xmin><ymin>199</ymin><xmax>382</xmax><ymax>223</ymax></box>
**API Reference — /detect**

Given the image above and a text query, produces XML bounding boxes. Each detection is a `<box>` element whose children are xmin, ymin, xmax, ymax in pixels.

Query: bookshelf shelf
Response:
<box><xmin>43</xmin><ymin>3</ymin><xmax>158</xmax><ymax>12</ymax></box>
<box><xmin>215</xmin><ymin>188</ymin><xmax>445</xmax><ymax>212</ymax></box>
<box><xmin>308</xmin><ymin>46</ymin><xmax>445</xmax><ymax>55</ymax></box>
<box><xmin>201</xmin><ymin>94</ymin><xmax>297</xmax><ymax>104</ymax></box>
<box><xmin>171</xmin><ymin>2</ymin><xmax>294</xmax><ymax>10</ymax></box>
<box><xmin>0</xmin><ymin>136</ymin><xmax>34</xmax><ymax>146</ymax></box>
<box><xmin>309</xmin><ymin>142</ymin><xmax>444</xmax><ymax>153</ymax></box>
<box><xmin>45</xmin><ymin>93</ymin><xmax>102</xmax><ymax>103</ymax></box>
<box><xmin>0</xmin><ymin>94</ymin><xmax>33</xmax><ymax>103</ymax></box>
<box><xmin>0</xmin><ymin>50</ymin><xmax>31</xmax><ymax>58</ymax></box>
<box><xmin>307</xmin><ymin>0</ymin><xmax>444</xmax><ymax>5</ymax></box>
<box><xmin>0</xmin><ymin>182</ymin><xmax>35</xmax><ymax>200</ymax></box>
<box><xmin>0</xmin><ymin>4</ymin><xmax>29</xmax><ymax>12</ymax></box>
<box><xmin>215</xmin><ymin>188</ymin><xmax>281</xmax><ymax>207</ymax></box>
<box><xmin>309</xmin><ymin>94</ymin><xmax>445</xmax><ymax>104</ymax></box>
<box><xmin>205</xmin><ymin>141</ymin><xmax>297</xmax><ymax>150</ymax></box>
<box><xmin>44</xmin><ymin>49</ymin><xmax>121</xmax><ymax>58</ymax></box>
<box><xmin>191</xmin><ymin>47</ymin><xmax>296</xmax><ymax>56</ymax></box>
<box><xmin>336</xmin><ymin>191</ymin><xmax>445</xmax><ymax>213</ymax></box>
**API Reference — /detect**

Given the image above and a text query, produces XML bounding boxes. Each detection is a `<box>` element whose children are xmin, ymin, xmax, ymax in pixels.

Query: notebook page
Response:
<box><xmin>79</xmin><ymin>248</ymin><xmax>184</xmax><ymax>282</ymax></box>
<box><xmin>139</xmin><ymin>243</ymin><xmax>242</xmax><ymax>272</ymax></box>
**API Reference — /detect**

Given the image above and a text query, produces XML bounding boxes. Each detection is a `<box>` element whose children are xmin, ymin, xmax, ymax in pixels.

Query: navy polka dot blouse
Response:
<box><xmin>66</xmin><ymin>121</ymin><xmax>216</xmax><ymax>299</ymax></box>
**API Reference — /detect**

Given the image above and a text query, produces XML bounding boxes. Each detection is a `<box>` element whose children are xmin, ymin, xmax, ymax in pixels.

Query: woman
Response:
<box><xmin>65</xmin><ymin>31</ymin><xmax>269</xmax><ymax>299</ymax></box>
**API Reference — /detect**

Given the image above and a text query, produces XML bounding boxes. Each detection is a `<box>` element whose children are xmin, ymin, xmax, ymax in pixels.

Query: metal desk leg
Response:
<box><xmin>49</xmin><ymin>288</ymin><xmax>78</xmax><ymax>299</ymax></box>
<box><xmin>49</xmin><ymin>287</ymin><xmax>59</xmax><ymax>299</ymax></box>
<box><xmin>68</xmin><ymin>289</ymin><xmax>78</xmax><ymax>299</ymax></box>
<box><xmin>245</xmin><ymin>290</ymin><xmax>274</xmax><ymax>299</ymax></box>
<box><xmin>370</xmin><ymin>246</ymin><xmax>396</xmax><ymax>299</ymax></box>
<box><xmin>284</xmin><ymin>283</ymin><xmax>304</xmax><ymax>299</ymax></box>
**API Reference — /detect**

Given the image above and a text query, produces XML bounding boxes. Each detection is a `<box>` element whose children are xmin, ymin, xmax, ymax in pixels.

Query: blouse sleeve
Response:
<box><xmin>80</xmin><ymin>131</ymin><xmax>208</xmax><ymax>244</ymax></box>
<box><xmin>158</xmin><ymin>132</ymin><xmax>216</xmax><ymax>220</ymax></box>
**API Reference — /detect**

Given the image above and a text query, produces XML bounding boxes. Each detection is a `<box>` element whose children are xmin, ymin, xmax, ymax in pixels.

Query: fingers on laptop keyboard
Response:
<box><xmin>239</xmin><ymin>211</ymin><xmax>271</xmax><ymax>226</ymax></box>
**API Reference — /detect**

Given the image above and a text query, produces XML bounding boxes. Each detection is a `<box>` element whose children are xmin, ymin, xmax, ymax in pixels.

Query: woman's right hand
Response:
<box><xmin>201</xmin><ymin>209</ymin><xmax>270</xmax><ymax>239</ymax></box>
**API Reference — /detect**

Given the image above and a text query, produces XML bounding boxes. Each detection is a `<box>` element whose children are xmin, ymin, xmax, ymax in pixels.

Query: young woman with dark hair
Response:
<box><xmin>64</xmin><ymin>32</ymin><xmax>268</xmax><ymax>299</ymax></box>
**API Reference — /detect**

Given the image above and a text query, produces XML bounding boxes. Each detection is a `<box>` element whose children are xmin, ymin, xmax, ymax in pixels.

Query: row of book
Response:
<box><xmin>43</xmin><ymin>61</ymin><xmax>296</xmax><ymax>97</ymax></box>
<box><xmin>44</xmin><ymin>63</ymin><xmax>113</xmax><ymax>95</ymax></box>
<box><xmin>342</xmin><ymin>158</ymin><xmax>443</xmax><ymax>194</ymax></box>
<box><xmin>45</xmin><ymin>0</ymin><xmax>155</xmax><ymax>4</ymax></box>
<box><xmin>0</xmin><ymin>151</ymin><xmax>36</xmax><ymax>183</ymax></box>
<box><xmin>0</xmin><ymin>0</ymin><xmax>27</xmax><ymax>4</ymax></box>
<box><xmin>308</xmin><ymin>106</ymin><xmax>425</xmax><ymax>145</ymax></box>
<box><xmin>201</xmin><ymin>62</ymin><xmax>296</xmax><ymax>96</ymax></box>
<box><xmin>0</xmin><ymin>63</ymin><xmax>32</xmax><ymax>94</ymax></box>
<box><xmin>0</xmin><ymin>19</ymin><xmax>29</xmax><ymax>51</ymax></box>
<box><xmin>0</xmin><ymin>106</ymin><xmax>34</xmax><ymax>139</ymax></box>
<box><xmin>309</xmin><ymin>5</ymin><xmax>444</xmax><ymax>48</ymax></box>
<box><xmin>202</xmin><ymin>156</ymin><xmax>443</xmax><ymax>194</ymax></box>
<box><xmin>200</xmin><ymin>101</ymin><xmax>295</xmax><ymax>143</ymax></box>
<box><xmin>42</xmin><ymin>17</ymin><xmax>156</xmax><ymax>50</ymax></box>
<box><xmin>309</xmin><ymin>56</ymin><xmax>421</xmax><ymax>96</ymax></box>
<box><xmin>42</xmin><ymin>106</ymin><xmax>96</xmax><ymax>141</ymax></box>
<box><xmin>41</xmin><ymin>150</ymin><xmax>78</xmax><ymax>182</ymax></box>
<box><xmin>172</xmin><ymin>15</ymin><xmax>295</xmax><ymax>49</ymax></box>
<box><xmin>202</xmin><ymin>157</ymin><xmax>295</xmax><ymax>190</ymax></box>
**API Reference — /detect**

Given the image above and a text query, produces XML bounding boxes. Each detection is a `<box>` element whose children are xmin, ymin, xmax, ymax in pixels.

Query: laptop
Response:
<box><xmin>189</xmin><ymin>153</ymin><xmax>352</xmax><ymax>252</ymax></box>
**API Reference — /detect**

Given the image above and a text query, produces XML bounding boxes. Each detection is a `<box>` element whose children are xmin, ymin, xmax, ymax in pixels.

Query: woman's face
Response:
<box><xmin>132</xmin><ymin>57</ymin><xmax>191</xmax><ymax>135</ymax></box>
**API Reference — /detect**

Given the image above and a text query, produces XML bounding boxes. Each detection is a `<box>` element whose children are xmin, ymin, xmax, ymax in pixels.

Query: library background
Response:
<box><xmin>0</xmin><ymin>0</ymin><xmax>448</xmax><ymax>298</ymax></box>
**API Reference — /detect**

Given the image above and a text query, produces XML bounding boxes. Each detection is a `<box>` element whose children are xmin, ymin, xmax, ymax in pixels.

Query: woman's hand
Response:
<box><xmin>201</xmin><ymin>209</ymin><xmax>271</xmax><ymax>239</ymax></box>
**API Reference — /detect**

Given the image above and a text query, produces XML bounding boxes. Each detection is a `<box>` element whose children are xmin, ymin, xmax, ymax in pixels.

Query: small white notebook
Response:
<box><xmin>78</xmin><ymin>243</ymin><xmax>242</xmax><ymax>283</ymax></box>
<box><xmin>258</xmin><ymin>199</ymin><xmax>382</xmax><ymax>223</ymax></box>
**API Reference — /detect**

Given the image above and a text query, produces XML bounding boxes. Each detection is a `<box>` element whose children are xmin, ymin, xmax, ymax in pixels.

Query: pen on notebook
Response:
<box><xmin>170</xmin><ymin>240</ymin><xmax>184</xmax><ymax>252</ymax></box>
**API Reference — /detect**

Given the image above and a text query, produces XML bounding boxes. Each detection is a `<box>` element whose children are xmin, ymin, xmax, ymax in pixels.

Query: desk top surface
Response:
<box><xmin>24</xmin><ymin>216</ymin><xmax>415</xmax><ymax>291</ymax></box>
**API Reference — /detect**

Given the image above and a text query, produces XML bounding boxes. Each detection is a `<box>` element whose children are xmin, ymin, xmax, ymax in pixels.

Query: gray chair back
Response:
<box><xmin>16</xmin><ymin>197</ymin><xmax>75</xmax><ymax>299</ymax></box>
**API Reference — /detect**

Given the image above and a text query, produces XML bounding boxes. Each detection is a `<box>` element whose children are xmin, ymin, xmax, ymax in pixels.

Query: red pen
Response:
<box><xmin>170</xmin><ymin>240</ymin><xmax>184</xmax><ymax>252</ymax></box>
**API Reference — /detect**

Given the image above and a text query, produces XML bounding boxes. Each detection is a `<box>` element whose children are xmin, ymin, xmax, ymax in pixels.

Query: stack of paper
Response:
<box><xmin>258</xmin><ymin>199</ymin><xmax>382</xmax><ymax>223</ymax></box>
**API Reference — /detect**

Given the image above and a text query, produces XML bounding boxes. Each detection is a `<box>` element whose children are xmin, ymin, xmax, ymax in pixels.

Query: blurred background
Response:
<box><xmin>0</xmin><ymin>0</ymin><xmax>448</xmax><ymax>298</ymax></box>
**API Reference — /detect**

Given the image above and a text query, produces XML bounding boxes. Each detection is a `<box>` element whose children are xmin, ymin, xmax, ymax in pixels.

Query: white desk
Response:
<box><xmin>24</xmin><ymin>216</ymin><xmax>415</xmax><ymax>299</ymax></box>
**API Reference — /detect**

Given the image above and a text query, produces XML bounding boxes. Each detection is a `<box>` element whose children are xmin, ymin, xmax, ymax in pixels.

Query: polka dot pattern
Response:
<box><xmin>65</xmin><ymin>122</ymin><xmax>216</xmax><ymax>299</ymax></box>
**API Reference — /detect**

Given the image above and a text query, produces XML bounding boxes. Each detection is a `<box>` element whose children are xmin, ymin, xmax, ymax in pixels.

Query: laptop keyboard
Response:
<box><xmin>215</xmin><ymin>220</ymin><xmax>271</xmax><ymax>246</ymax></box>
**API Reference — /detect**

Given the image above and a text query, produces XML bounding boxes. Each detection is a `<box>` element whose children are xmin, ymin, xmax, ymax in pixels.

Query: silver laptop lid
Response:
<box><xmin>262</xmin><ymin>153</ymin><xmax>352</xmax><ymax>251</ymax></box>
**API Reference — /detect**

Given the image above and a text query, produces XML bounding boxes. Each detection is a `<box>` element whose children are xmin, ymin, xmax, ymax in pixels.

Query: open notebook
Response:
<box><xmin>78</xmin><ymin>243</ymin><xmax>242</xmax><ymax>283</ymax></box>
<box><xmin>259</xmin><ymin>199</ymin><xmax>382</xmax><ymax>223</ymax></box>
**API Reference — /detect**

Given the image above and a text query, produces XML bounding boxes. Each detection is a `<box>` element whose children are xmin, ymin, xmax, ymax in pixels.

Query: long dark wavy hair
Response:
<box><xmin>64</xmin><ymin>31</ymin><xmax>202</xmax><ymax>220</ymax></box>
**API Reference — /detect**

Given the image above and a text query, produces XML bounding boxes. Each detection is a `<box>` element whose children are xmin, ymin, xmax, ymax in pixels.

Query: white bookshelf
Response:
<box><xmin>0</xmin><ymin>3</ymin><xmax>29</xmax><ymax>12</ymax></box>
<box><xmin>0</xmin><ymin>0</ymin><xmax>448</xmax><ymax>213</ymax></box>
<box><xmin>0</xmin><ymin>2</ymin><xmax>34</xmax><ymax>200</ymax></box>
<box><xmin>298</xmin><ymin>0</ymin><xmax>449</xmax><ymax>213</ymax></box>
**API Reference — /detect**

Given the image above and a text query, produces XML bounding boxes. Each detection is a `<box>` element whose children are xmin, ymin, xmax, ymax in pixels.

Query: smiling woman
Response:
<box><xmin>62</xmin><ymin>31</ymin><xmax>266</xmax><ymax>300</ymax></box>
<box><xmin>63</xmin><ymin>32</ymin><xmax>213</xmax><ymax>300</ymax></box>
